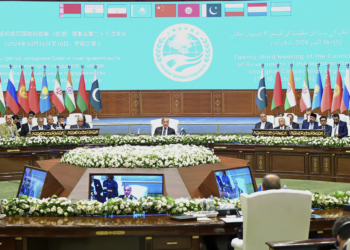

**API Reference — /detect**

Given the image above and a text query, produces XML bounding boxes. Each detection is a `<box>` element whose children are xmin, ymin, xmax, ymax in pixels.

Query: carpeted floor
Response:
<box><xmin>1</xmin><ymin>178</ymin><xmax>348</xmax><ymax>200</ymax></box>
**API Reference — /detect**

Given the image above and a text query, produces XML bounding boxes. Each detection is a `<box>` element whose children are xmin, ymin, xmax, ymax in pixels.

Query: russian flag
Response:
<box><xmin>225</xmin><ymin>3</ymin><xmax>244</xmax><ymax>17</ymax></box>
<box><xmin>248</xmin><ymin>3</ymin><xmax>267</xmax><ymax>16</ymax></box>
<box><xmin>341</xmin><ymin>66</ymin><xmax>350</xmax><ymax>113</ymax></box>
<box><xmin>5</xmin><ymin>68</ymin><xmax>19</xmax><ymax>114</ymax></box>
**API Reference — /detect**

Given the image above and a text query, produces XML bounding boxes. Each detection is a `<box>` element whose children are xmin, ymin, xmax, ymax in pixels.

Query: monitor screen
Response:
<box><xmin>89</xmin><ymin>174</ymin><xmax>164</xmax><ymax>202</ymax></box>
<box><xmin>214</xmin><ymin>167</ymin><xmax>255</xmax><ymax>200</ymax></box>
<box><xmin>18</xmin><ymin>167</ymin><xmax>47</xmax><ymax>199</ymax></box>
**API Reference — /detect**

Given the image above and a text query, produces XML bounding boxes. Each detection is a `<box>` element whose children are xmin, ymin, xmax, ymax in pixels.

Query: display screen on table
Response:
<box><xmin>214</xmin><ymin>167</ymin><xmax>255</xmax><ymax>200</ymax></box>
<box><xmin>89</xmin><ymin>174</ymin><xmax>164</xmax><ymax>202</ymax></box>
<box><xmin>0</xmin><ymin>0</ymin><xmax>348</xmax><ymax>90</ymax></box>
<box><xmin>17</xmin><ymin>167</ymin><xmax>47</xmax><ymax>199</ymax></box>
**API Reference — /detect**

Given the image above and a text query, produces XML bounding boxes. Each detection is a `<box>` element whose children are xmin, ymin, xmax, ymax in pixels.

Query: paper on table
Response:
<box><xmin>220</xmin><ymin>217</ymin><xmax>243</xmax><ymax>223</ymax></box>
<box><xmin>197</xmin><ymin>217</ymin><xmax>212</xmax><ymax>221</ymax></box>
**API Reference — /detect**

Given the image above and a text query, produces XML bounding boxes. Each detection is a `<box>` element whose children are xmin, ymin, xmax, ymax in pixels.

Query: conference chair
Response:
<box><xmin>84</xmin><ymin>115</ymin><xmax>93</xmax><ymax>128</ymax></box>
<box><xmin>69</xmin><ymin>113</ymin><xmax>83</xmax><ymax>118</ymax></box>
<box><xmin>150</xmin><ymin>119</ymin><xmax>179</xmax><ymax>136</ymax></box>
<box><xmin>304</xmin><ymin>113</ymin><xmax>320</xmax><ymax>122</ymax></box>
<box><xmin>339</xmin><ymin>114</ymin><xmax>350</xmax><ymax>125</ymax></box>
<box><xmin>274</xmin><ymin>117</ymin><xmax>290</xmax><ymax>127</ymax></box>
<box><xmin>66</xmin><ymin>117</ymin><xmax>77</xmax><ymax>128</ymax></box>
<box><xmin>0</xmin><ymin>117</ymin><xmax>5</xmax><ymax>124</ymax></box>
<box><xmin>231</xmin><ymin>189</ymin><xmax>312</xmax><ymax>250</ymax></box>
<box><xmin>327</xmin><ymin>118</ymin><xmax>334</xmax><ymax>127</ymax></box>
<box><xmin>284</xmin><ymin>113</ymin><xmax>298</xmax><ymax>123</ymax></box>
<box><xmin>52</xmin><ymin>116</ymin><xmax>58</xmax><ymax>124</ymax></box>
<box><xmin>266</xmin><ymin>115</ymin><xmax>274</xmax><ymax>125</ymax></box>
<box><xmin>21</xmin><ymin>117</ymin><xmax>39</xmax><ymax>127</ymax></box>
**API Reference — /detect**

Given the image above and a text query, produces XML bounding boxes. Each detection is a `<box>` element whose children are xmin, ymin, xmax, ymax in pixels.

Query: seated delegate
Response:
<box><xmin>154</xmin><ymin>117</ymin><xmax>176</xmax><ymax>136</ymax></box>
<box><xmin>301</xmin><ymin>113</ymin><xmax>318</xmax><ymax>129</ymax></box>
<box><xmin>287</xmin><ymin>113</ymin><xmax>300</xmax><ymax>129</ymax></box>
<box><xmin>318</xmin><ymin>115</ymin><xmax>332</xmax><ymax>136</ymax></box>
<box><xmin>70</xmin><ymin>117</ymin><xmax>89</xmax><ymax>129</ymax></box>
<box><xmin>254</xmin><ymin>113</ymin><xmax>273</xmax><ymax>129</ymax></box>
<box><xmin>0</xmin><ymin>115</ymin><xmax>19</xmax><ymax>138</ymax></box>
<box><xmin>274</xmin><ymin>117</ymin><xmax>288</xmax><ymax>130</ymax></box>
<box><xmin>32</xmin><ymin>118</ymin><xmax>49</xmax><ymax>131</ymax></box>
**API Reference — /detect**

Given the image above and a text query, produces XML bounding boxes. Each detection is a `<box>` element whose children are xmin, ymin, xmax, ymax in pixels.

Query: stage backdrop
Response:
<box><xmin>0</xmin><ymin>0</ymin><xmax>349</xmax><ymax>92</ymax></box>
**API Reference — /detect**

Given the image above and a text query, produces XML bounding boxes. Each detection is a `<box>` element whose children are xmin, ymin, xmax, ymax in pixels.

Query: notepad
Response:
<box><xmin>197</xmin><ymin>217</ymin><xmax>212</xmax><ymax>221</ymax></box>
<box><xmin>220</xmin><ymin>217</ymin><xmax>243</xmax><ymax>223</ymax></box>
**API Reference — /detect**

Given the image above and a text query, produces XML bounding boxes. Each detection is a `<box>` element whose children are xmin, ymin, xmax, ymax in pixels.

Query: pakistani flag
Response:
<box><xmin>256</xmin><ymin>68</ymin><xmax>267</xmax><ymax>111</ymax></box>
<box><xmin>0</xmin><ymin>77</ymin><xmax>6</xmax><ymax>114</ymax></box>
<box><xmin>300</xmin><ymin>68</ymin><xmax>311</xmax><ymax>112</ymax></box>
<box><xmin>284</xmin><ymin>68</ymin><xmax>297</xmax><ymax>110</ymax></box>
<box><xmin>89</xmin><ymin>68</ymin><xmax>102</xmax><ymax>112</ymax></box>
<box><xmin>64</xmin><ymin>69</ymin><xmax>76</xmax><ymax>113</ymax></box>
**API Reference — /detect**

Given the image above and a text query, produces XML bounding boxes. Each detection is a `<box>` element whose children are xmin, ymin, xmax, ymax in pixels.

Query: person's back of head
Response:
<box><xmin>333</xmin><ymin>215</ymin><xmax>350</xmax><ymax>250</ymax></box>
<box><xmin>262</xmin><ymin>174</ymin><xmax>281</xmax><ymax>191</ymax></box>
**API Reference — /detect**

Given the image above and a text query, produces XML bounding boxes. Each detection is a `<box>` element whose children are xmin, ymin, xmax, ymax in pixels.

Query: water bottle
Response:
<box><xmin>137</xmin><ymin>128</ymin><xmax>140</xmax><ymax>136</ymax></box>
<box><xmin>283</xmin><ymin>185</ymin><xmax>287</xmax><ymax>189</ymax></box>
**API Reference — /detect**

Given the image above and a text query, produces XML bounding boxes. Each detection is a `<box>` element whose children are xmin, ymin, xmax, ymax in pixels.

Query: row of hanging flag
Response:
<box><xmin>256</xmin><ymin>63</ymin><xmax>350</xmax><ymax>113</ymax></box>
<box><xmin>0</xmin><ymin>65</ymin><xmax>102</xmax><ymax>115</ymax></box>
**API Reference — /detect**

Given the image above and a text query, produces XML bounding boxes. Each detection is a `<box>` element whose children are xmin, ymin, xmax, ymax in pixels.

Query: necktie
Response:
<box><xmin>280</xmin><ymin>127</ymin><xmax>283</xmax><ymax>130</ymax></box>
<box><xmin>163</xmin><ymin>128</ymin><xmax>166</xmax><ymax>135</ymax></box>
<box><xmin>323</xmin><ymin>126</ymin><xmax>325</xmax><ymax>130</ymax></box>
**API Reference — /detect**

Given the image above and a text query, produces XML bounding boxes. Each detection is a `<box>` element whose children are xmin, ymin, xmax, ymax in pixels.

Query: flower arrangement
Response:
<box><xmin>0</xmin><ymin>134</ymin><xmax>349</xmax><ymax>149</ymax></box>
<box><xmin>60</xmin><ymin>144</ymin><xmax>220</xmax><ymax>169</ymax></box>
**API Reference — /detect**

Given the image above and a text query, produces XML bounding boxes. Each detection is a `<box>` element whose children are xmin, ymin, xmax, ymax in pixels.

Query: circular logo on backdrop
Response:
<box><xmin>153</xmin><ymin>24</ymin><xmax>213</xmax><ymax>82</ymax></box>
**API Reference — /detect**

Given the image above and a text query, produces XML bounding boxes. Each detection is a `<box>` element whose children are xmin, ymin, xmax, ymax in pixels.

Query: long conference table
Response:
<box><xmin>0</xmin><ymin>209</ymin><xmax>346</xmax><ymax>250</ymax></box>
<box><xmin>1</xmin><ymin>142</ymin><xmax>350</xmax><ymax>182</ymax></box>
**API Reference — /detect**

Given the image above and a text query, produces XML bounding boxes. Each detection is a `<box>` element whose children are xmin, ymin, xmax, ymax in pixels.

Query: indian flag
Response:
<box><xmin>300</xmin><ymin>68</ymin><xmax>311</xmax><ymax>112</ymax></box>
<box><xmin>84</xmin><ymin>5</ymin><xmax>104</xmax><ymax>18</ymax></box>
<box><xmin>64</xmin><ymin>69</ymin><xmax>76</xmax><ymax>113</ymax></box>
<box><xmin>0</xmin><ymin>77</ymin><xmax>6</xmax><ymax>114</ymax></box>
<box><xmin>284</xmin><ymin>68</ymin><xmax>297</xmax><ymax>110</ymax></box>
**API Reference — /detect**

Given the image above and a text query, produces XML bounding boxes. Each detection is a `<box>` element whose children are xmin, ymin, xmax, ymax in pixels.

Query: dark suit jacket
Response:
<box><xmin>20</xmin><ymin>123</ymin><xmax>32</xmax><ymax>137</ymax></box>
<box><xmin>154</xmin><ymin>126</ymin><xmax>176</xmax><ymax>136</ymax></box>
<box><xmin>118</xmin><ymin>194</ymin><xmax>137</xmax><ymax>200</ymax></box>
<box><xmin>317</xmin><ymin>124</ymin><xmax>332</xmax><ymax>136</ymax></box>
<box><xmin>15</xmin><ymin>122</ymin><xmax>21</xmax><ymax>130</ymax></box>
<box><xmin>56</xmin><ymin>122</ymin><xmax>66</xmax><ymax>129</ymax></box>
<box><xmin>47</xmin><ymin>123</ymin><xmax>58</xmax><ymax>130</ymax></box>
<box><xmin>32</xmin><ymin>125</ymin><xmax>50</xmax><ymax>130</ymax></box>
<box><xmin>274</xmin><ymin>126</ymin><xmax>288</xmax><ymax>130</ymax></box>
<box><xmin>290</xmin><ymin>122</ymin><xmax>300</xmax><ymax>129</ymax></box>
<box><xmin>334</xmin><ymin>121</ymin><xmax>348</xmax><ymax>138</ymax></box>
<box><xmin>254</xmin><ymin>122</ymin><xmax>273</xmax><ymax>129</ymax></box>
<box><xmin>92</xmin><ymin>179</ymin><xmax>103</xmax><ymax>194</ymax></box>
<box><xmin>70</xmin><ymin>124</ymin><xmax>89</xmax><ymax>129</ymax></box>
<box><xmin>83</xmin><ymin>122</ymin><xmax>90</xmax><ymax>128</ymax></box>
<box><xmin>302</xmin><ymin>121</ymin><xmax>319</xmax><ymax>129</ymax></box>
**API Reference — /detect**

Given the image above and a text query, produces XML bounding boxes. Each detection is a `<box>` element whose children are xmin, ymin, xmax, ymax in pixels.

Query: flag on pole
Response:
<box><xmin>311</xmin><ymin>68</ymin><xmax>323</xmax><ymax>110</ymax></box>
<box><xmin>341</xmin><ymin>66</ymin><xmax>350</xmax><ymax>113</ymax></box>
<box><xmin>89</xmin><ymin>68</ymin><xmax>102</xmax><ymax>112</ymax></box>
<box><xmin>39</xmin><ymin>68</ymin><xmax>51</xmax><ymax>113</ymax></box>
<box><xmin>271</xmin><ymin>68</ymin><xmax>283</xmax><ymax>110</ymax></box>
<box><xmin>256</xmin><ymin>67</ymin><xmax>267</xmax><ymax>111</ymax></box>
<box><xmin>17</xmin><ymin>68</ymin><xmax>30</xmax><ymax>114</ymax></box>
<box><xmin>300</xmin><ymin>67</ymin><xmax>311</xmax><ymax>112</ymax></box>
<box><xmin>0</xmin><ymin>77</ymin><xmax>6</xmax><ymax>114</ymax></box>
<box><xmin>52</xmin><ymin>67</ymin><xmax>65</xmax><ymax>113</ymax></box>
<box><xmin>28</xmin><ymin>69</ymin><xmax>40</xmax><ymax>114</ymax></box>
<box><xmin>76</xmin><ymin>68</ymin><xmax>88</xmax><ymax>112</ymax></box>
<box><xmin>284</xmin><ymin>67</ymin><xmax>297</xmax><ymax>110</ymax></box>
<box><xmin>321</xmin><ymin>67</ymin><xmax>332</xmax><ymax>113</ymax></box>
<box><xmin>5</xmin><ymin>67</ymin><xmax>19</xmax><ymax>114</ymax></box>
<box><xmin>64</xmin><ymin>68</ymin><xmax>76</xmax><ymax>113</ymax></box>
<box><xmin>332</xmin><ymin>67</ymin><xmax>343</xmax><ymax>112</ymax></box>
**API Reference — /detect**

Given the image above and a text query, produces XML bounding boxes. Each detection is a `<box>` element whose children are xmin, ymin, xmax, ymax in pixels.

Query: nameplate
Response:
<box><xmin>281</xmin><ymin>148</ymin><xmax>294</xmax><ymax>151</ymax></box>
<box><xmin>30</xmin><ymin>129</ymin><xmax>100</xmax><ymax>137</ymax></box>
<box><xmin>96</xmin><ymin>231</ymin><xmax>125</xmax><ymax>235</ymax></box>
<box><xmin>252</xmin><ymin>129</ymin><xmax>288</xmax><ymax>137</ymax></box>
<box><xmin>214</xmin><ymin>147</ymin><xmax>227</xmax><ymax>149</ymax></box>
<box><xmin>7</xmin><ymin>149</ymin><xmax>20</xmax><ymax>152</ymax></box>
<box><xmin>30</xmin><ymin>130</ymin><xmax>66</xmax><ymax>137</ymax></box>
<box><xmin>252</xmin><ymin>129</ymin><xmax>325</xmax><ymax>138</ymax></box>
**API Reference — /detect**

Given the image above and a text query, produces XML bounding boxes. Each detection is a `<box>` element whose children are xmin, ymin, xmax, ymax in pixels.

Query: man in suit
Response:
<box><xmin>302</xmin><ymin>113</ymin><xmax>318</xmax><ymax>129</ymax></box>
<box><xmin>12</xmin><ymin>115</ymin><xmax>21</xmax><ymax>132</ymax></box>
<box><xmin>154</xmin><ymin>117</ymin><xmax>176</xmax><ymax>136</ymax></box>
<box><xmin>231</xmin><ymin>178</ymin><xmax>244</xmax><ymax>199</ymax></box>
<box><xmin>318</xmin><ymin>116</ymin><xmax>332</xmax><ymax>136</ymax></box>
<box><xmin>277</xmin><ymin>112</ymin><xmax>284</xmax><ymax>117</ymax></box>
<box><xmin>70</xmin><ymin>117</ymin><xmax>89</xmax><ymax>129</ymax></box>
<box><xmin>20</xmin><ymin>114</ymin><xmax>34</xmax><ymax>137</ymax></box>
<box><xmin>254</xmin><ymin>113</ymin><xmax>273</xmax><ymax>129</ymax></box>
<box><xmin>287</xmin><ymin>113</ymin><xmax>300</xmax><ymax>129</ymax></box>
<box><xmin>91</xmin><ymin>176</ymin><xmax>104</xmax><ymax>203</ymax></box>
<box><xmin>32</xmin><ymin>118</ymin><xmax>49</xmax><ymax>131</ymax></box>
<box><xmin>46</xmin><ymin>115</ymin><xmax>57</xmax><ymax>130</ymax></box>
<box><xmin>119</xmin><ymin>186</ymin><xmax>137</xmax><ymax>200</ymax></box>
<box><xmin>274</xmin><ymin>117</ymin><xmax>288</xmax><ymax>129</ymax></box>
<box><xmin>0</xmin><ymin>115</ymin><xmax>19</xmax><ymax>138</ymax></box>
<box><xmin>103</xmin><ymin>175</ymin><xmax>118</xmax><ymax>200</ymax></box>
<box><xmin>332</xmin><ymin>114</ymin><xmax>348</xmax><ymax>138</ymax></box>
<box><xmin>332</xmin><ymin>215</ymin><xmax>350</xmax><ymax>250</ymax></box>
<box><xmin>302</xmin><ymin>110</ymin><xmax>312</xmax><ymax>128</ymax></box>
<box><xmin>56</xmin><ymin>115</ymin><xmax>66</xmax><ymax>129</ymax></box>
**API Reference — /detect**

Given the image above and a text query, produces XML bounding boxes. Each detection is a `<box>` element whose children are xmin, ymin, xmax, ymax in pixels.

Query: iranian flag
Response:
<box><xmin>284</xmin><ymin>68</ymin><xmax>297</xmax><ymax>110</ymax></box>
<box><xmin>52</xmin><ymin>68</ymin><xmax>65</xmax><ymax>113</ymax></box>
<box><xmin>64</xmin><ymin>68</ymin><xmax>76</xmax><ymax>113</ymax></box>
<box><xmin>0</xmin><ymin>77</ymin><xmax>6</xmax><ymax>114</ymax></box>
<box><xmin>76</xmin><ymin>69</ymin><xmax>88</xmax><ymax>112</ymax></box>
<box><xmin>300</xmin><ymin>68</ymin><xmax>311</xmax><ymax>112</ymax></box>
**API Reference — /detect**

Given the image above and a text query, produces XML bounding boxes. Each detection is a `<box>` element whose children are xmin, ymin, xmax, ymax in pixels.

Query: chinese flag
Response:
<box><xmin>156</xmin><ymin>4</ymin><xmax>176</xmax><ymax>17</ymax></box>
<box><xmin>17</xmin><ymin>69</ymin><xmax>30</xmax><ymax>114</ymax></box>
<box><xmin>271</xmin><ymin>70</ymin><xmax>283</xmax><ymax>110</ymax></box>
<box><xmin>321</xmin><ymin>68</ymin><xmax>333</xmax><ymax>113</ymax></box>
<box><xmin>28</xmin><ymin>70</ymin><xmax>40</xmax><ymax>114</ymax></box>
<box><xmin>331</xmin><ymin>68</ymin><xmax>343</xmax><ymax>112</ymax></box>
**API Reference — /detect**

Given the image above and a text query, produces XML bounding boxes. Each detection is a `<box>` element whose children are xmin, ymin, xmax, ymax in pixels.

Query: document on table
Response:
<box><xmin>220</xmin><ymin>216</ymin><xmax>243</xmax><ymax>223</ymax></box>
<box><xmin>197</xmin><ymin>217</ymin><xmax>212</xmax><ymax>221</ymax></box>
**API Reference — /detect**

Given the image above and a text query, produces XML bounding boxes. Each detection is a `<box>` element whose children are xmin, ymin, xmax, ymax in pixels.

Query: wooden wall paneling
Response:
<box><xmin>182</xmin><ymin>91</ymin><xmax>212</xmax><ymax>115</ymax></box>
<box><xmin>223</xmin><ymin>90</ymin><xmax>253</xmax><ymax>115</ymax></box>
<box><xmin>255</xmin><ymin>153</ymin><xmax>266</xmax><ymax>172</ymax></box>
<box><xmin>172</xmin><ymin>91</ymin><xmax>181</xmax><ymax>115</ymax></box>
<box><xmin>140</xmin><ymin>91</ymin><xmax>171</xmax><ymax>115</ymax></box>
<box><xmin>213</xmin><ymin>91</ymin><xmax>222</xmax><ymax>115</ymax></box>
<box><xmin>335</xmin><ymin>156</ymin><xmax>350</xmax><ymax>177</ymax></box>
<box><xmin>321</xmin><ymin>156</ymin><xmax>331</xmax><ymax>175</ymax></box>
<box><xmin>270</xmin><ymin>153</ymin><xmax>305</xmax><ymax>174</ymax></box>
<box><xmin>102</xmin><ymin>91</ymin><xmax>131</xmax><ymax>116</ymax></box>
<box><xmin>0</xmin><ymin>154</ymin><xmax>32</xmax><ymax>181</ymax></box>
<box><xmin>131</xmin><ymin>91</ymin><xmax>140</xmax><ymax>116</ymax></box>
<box><xmin>310</xmin><ymin>156</ymin><xmax>320</xmax><ymax>175</ymax></box>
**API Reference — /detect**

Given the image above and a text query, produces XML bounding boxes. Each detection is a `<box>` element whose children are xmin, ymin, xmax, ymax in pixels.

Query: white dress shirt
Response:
<box><xmin>260</xmin><ymin>122</ymin><xmax>266</xmax><ymax>129</ymax></box>
<box><xmin>161</xmin><ymin>127</ymin><xmax>168</xmax><ymax>136</ymax></box>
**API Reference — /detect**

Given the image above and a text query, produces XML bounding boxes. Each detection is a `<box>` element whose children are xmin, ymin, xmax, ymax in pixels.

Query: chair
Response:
<box><xmin>52</xmin><ymin>116</ymin><xmax>58</xmax><ymax>124</ymax></box>
<box><xmin>266</xmin><ymin>115</ymin><xmax>274</xmax><ymax>125</ymax></box>
<box><xmin>231</xmin><ymin>189</ymin><xmax>312</xmax><ymax>250</ymax></box>
<box><xmin>150</xmin><ymin>119</ymin><xmax>179</xmax><ymax>135</ymax></box>
<box><xmin>0</xmin><ymin>117</ymin><xmax>5</xmax><ymax>124</ymax></box>
<box><xmin>69</xmin><ymin>113</ymin><xmax>83</xmax><ymax>118</ymax></box>
<box><xmin>284</xmin><ymin>113</ymin><xmax>298</xmax><ymax>123</ymax></box>
<box><xmin>66</xmin><ymin>117</ymin><xmax>77</xmax><ymax>127</ymax></box>
<box><xmin>327</xmin><ymin>118</ymin><xmax>334</xmax><ymax>127</ymax></box>
<box><xmin>274</xmin><ymin>117</ymin><xmax>290</xmax><ymax>127</ymax></box>
<box><xmin>129</xmin><ymin>185</ymin><xmax>148</xmax><ymax>199</ymax></box>
<box><xmin>339</xmin><ymin>114</ymin><xmax>349</xmax><ymax>125</ymax></box>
